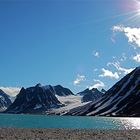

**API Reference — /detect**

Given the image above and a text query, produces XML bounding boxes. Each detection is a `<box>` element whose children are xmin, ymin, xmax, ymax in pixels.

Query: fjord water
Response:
<box><xmin>0</xmin><ymin>114</ymin><xmax>140</xmax><ymax>130</ymax></box>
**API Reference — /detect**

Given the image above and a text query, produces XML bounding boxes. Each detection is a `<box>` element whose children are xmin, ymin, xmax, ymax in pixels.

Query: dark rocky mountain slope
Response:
<box><xmin>77</xmin><ymin>88</ymin><xmax>103</xmax><ymax>103</ymax></box>
<box><xmin>5</xmin><ymin>84</ymin><xmax>64</xmax><ymax>114</ymax></box>
<box><xmin>66</xmin><ymin>66</ymin><xmax>140</xmax><ymax>117</ymax></box>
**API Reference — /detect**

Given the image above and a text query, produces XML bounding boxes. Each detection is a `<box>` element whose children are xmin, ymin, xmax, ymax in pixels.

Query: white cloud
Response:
<box><xmin>117</xmin><ymin>66</ymin><xmax>134</xmax><ymax>75</ymax></box>
<box><xmin>88</xmin><ymin>79</ymin><xmax>105</xmax><ymax>90</ymax></box>
<box><xmin>133</xmin><ymin>54</ymin><xmax>140</xmax><ymax>63</ymax></box>
<box><xmin>73</xmin><ymin>74</ymin><xmax>86</xmax><ymax>86</ymax></box>
<box><xmin>112</xmin><ymin>25</ymin><xmax>140</xmax><ymax>47</ymax></box>
<box><xmin>120</xmin><ymin>53</ymin><xmax>127</xmax><ymax>62</ymax></box>
<box><xmin>99</xmin><ymin>68</ymin><xmax>119</xmax><ymax>79</ymax></box>
<box><xmin>92</xmin><ymin>51</ymin><xmax>100</xmax><ymax>57</ymax></box>
<box><xmin>95</xmin><ymin>52</ymin><xmax>99</xmax><ymax>57</ymax></box>
<box><xmin>0</xmin><ymin>87</ymin><xmax>21</xmax><ymax>96</ymax></box>
<box><xmin>107</xmin><ymin>61</ymin><xmax>134</xmax><ymax>75</ymax></box>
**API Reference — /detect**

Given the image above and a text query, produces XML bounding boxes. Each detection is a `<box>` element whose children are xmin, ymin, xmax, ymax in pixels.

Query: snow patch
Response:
<box><xmin>34</xmin><ymin>104</ymin><xmax>42</xmax><ymax>110</ymax></box>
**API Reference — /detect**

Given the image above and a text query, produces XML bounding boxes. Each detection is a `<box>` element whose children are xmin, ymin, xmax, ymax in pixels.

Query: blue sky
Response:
<box><xmin>0</xmin><ymin>0</ymin><xmax>140</xmax><ymax>95</ymax></box>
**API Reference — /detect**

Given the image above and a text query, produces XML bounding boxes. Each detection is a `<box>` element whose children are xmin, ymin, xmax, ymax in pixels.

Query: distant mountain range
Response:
<box><xmin>4</xmin><ymin>84</ymin><xmax>103</xmax><ymax>114</ymax></box>
<box><xmin>1</xmin><ymin>66</ymin><xmax>140</xmax><ymax>117</ymax></box>
<box><xmin>66</xmin><ymin>66</ymin><xmax>140</xmax><ymax>117</ymax></box>
<box><xmin>5</xmin><ymin>84</ymin><xmax>64</xmax><ymax>114</ymax></box>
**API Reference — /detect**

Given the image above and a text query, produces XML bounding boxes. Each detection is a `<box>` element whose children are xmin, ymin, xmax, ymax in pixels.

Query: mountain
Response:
<box><xmin>53</xmin><ymin>85</ymin><xmax>74</xmax><ymax>96</ymax></box>
<box><xmin>77</xmin><ymin>88</ymin><xmax>103</xmax><ymax>103</ymax></box>
<box><xmin>34</xmin><ymin>84</ymin><xmax>73</xmax><ymax>96</ymax></box>
<box><xmin>45</xmin><ymin>88</ymin><xmax>103</xmax><ymax>115</ymax></box>
<box><xmin>66</xmin><ymin>66</ymin><xmax>140</xmax><ymax>117</ymax></box>
<box><xmin>5</xmin><ymin>84</ymin><xmax>64</xmax><ymax>114</ymax></box>
<box><xmin>101</xmin><ymin>89</ymin><xmax>106</xmax><ymax>94</ymax></box>
<box><xmin>0</xmin><ymin>89</ymin><xmax>12</xmax><ymax>112</ymax></box>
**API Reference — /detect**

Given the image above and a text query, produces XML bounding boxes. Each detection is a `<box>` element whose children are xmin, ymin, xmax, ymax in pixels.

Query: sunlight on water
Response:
<box><xmin>119</xmin><ymin>118</ymin><xmax>140</xmax><ymax>129</ymax></box>
<box><xmin>0</xmin><ymin>114</ymin><xmax>140</xmax><ymax>129</ymax></box>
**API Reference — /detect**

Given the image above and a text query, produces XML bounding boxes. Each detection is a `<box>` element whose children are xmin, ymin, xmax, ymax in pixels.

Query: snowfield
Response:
<box><xmin>46</xmin><ymin>95</ymin><xmax>91</xmax><ymax>115</ymax></box>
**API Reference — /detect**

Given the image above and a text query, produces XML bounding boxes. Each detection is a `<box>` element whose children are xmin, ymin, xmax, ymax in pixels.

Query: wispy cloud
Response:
<box><xmin>88</xmin><ymin>79</ymin><xmax>105</xmax><ymax>90</ymax></box>
<box><xmin>112</xmin><ymin>25</ymin><xmax>140</xmax><ymax>47</ymax></box>
<box><xmin>120</xmin><ymin>53</ymin><xmax>127</xmax><ymax>62</ymax></box>
<box><xmin>0</xmin><ymin>87</ymin><xmax>21</xmax><ymax>96</ymax></box>
<box><xmin>133</xmin><ymin>54</ymin><xmax>140</xmax><ymax>63</ymax></box>
<box><xmin>73</xmin><ymin>74</ymin><xmax>86</xmax><ymax>86</ymax></box>
<box><xmin>99</xmin><ymin>68</ymin><xmax>119</xmax><ymax>79</ymax></box>
<box><xmin>92</xmin><ymin>51</ymin><xmax>100</xmax><ymax>58</ymax></box>
<box><xmin>93</xmin><ymin>68</ymin><xmax>98</xmax><ymax>72</ymax></box>
<box><xmin>107</xmin><ymin>61</ymin><xmax>134</xmax><ymax>75</ymax></box>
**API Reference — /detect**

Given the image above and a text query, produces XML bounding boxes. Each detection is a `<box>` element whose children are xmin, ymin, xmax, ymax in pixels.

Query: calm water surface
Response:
<box><xmin>0</xmin><ymin>114</ymin><xmax>140</xmax><ymax>130</ymax></box>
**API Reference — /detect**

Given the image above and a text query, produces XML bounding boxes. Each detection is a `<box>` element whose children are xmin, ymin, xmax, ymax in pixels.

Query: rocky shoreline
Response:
<box><xmin>0</xmin><ymin>128</ymin><xmax>140</xmax><ymax>140</ymax></box>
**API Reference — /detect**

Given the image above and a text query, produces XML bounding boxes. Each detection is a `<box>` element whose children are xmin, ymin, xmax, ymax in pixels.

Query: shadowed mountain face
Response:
<box><xmin>77</xmin><ymin>88</ymin><xmax>103</xmax><ymax>103</ymax></box>
<box><xmin>101</xmin><ymin>89</ymin><xmax>106</xmax><ymax>94</ymax></box>
<box><xmin>66</xmin><ymin>67</ymin><xmax>140</xmax><ymax>117</ymax></box>
<box><xmin>5</xmin><ymin>84</ymin><xmax>64</xmax><ymax>114</ymax></box>
<box><xmin>0</xmin><ymin>89</ymin><xmax>12</xmax><ymax>112</ymax></box>
<box><xmin>5</xmin><ymin>84</ymin><xmax>74</xmax><ymax>114</ymax></box>
<box><xmin>53</xmin><ymin>85</ymin><xmax>74</xmax><ymax>96</ymax></box>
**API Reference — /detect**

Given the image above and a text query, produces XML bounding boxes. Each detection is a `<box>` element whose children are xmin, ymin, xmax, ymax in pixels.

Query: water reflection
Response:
<box><xmin>119</xmin><ymin>117</ymin><xmax>140</xmax><ymax>129</ymax></box>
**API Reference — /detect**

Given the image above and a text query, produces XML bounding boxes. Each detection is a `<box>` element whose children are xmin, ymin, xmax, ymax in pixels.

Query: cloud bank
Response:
<box><xmin>0</xmin><ymin>87</ymin><xmax>21</xmax><ymax>96</ymax></box>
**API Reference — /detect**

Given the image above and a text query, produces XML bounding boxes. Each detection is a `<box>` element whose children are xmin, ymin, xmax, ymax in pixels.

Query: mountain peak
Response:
<box><xmin>5</xmin><ymin>84</ymin><xmax>63</xmax><ymax>114</ymax></box>
<box><xmin>35</xmin><ymin>83</ymin><xmax>42</xmax><ymax>87</ymax></box>
<box><xmin>55</xmin><ymin>85</ymin><xmax>63</xmax><ymax>88</ymax></box>
<box><xmin>77</xmin><ymin>88</ymin><xmax>103</xmax><ymax>103</ymax></box>
<box><xmin>101</xmin><ymin>89</ymin><xmax>106</xmax><ymax>93</ymax></box>
<box><xmin>67</xmin><ymin>67</ymin><xmax>140</xmax><ymax>116</ymax></box>
<box><xmin>0</xmin><ymin>89</ymin><xmax>4</xmax><ymax>93</ymax></box>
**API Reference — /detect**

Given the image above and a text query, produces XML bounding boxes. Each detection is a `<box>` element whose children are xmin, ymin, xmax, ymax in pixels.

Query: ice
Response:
<box><xmin>47</xmin><ymin>95</ymin><xmax>90</xmax><ymax>114</ymax></box>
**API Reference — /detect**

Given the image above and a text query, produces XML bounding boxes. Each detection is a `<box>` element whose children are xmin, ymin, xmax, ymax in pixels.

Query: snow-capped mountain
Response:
<box><xmin>0</xmin><ymin>89</ymin><xmax>12</xmax><ymax>112</ymax></box>
<box><xmin>5</xmin><ymin>83</ymin><xmax>102</xmax><ymax>115</ymax></box>
<box><xmin>66</xmin><ymin>67</ymin><xmax>140</xmax><ymax>117</ymax></box>
<box><xmin>5</xmin><ymin>84</ymin><xmax>64</xmax><ymax>114</ymax></box>
<box><xmin>77</xmin><ymin>88</ymin><xmax>103</xmax><ymax>103</ymax></box>
<box><xmin>35</xmin><ymin>84</ymin><xmax>74</xmax><ymax>96</ymax></box>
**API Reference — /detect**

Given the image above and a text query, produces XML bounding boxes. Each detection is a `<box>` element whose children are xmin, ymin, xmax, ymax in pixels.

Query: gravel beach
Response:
<box><xmin>0</xmin><ymin>128</ymin><xmax>140</xmax><ymax>140</ymax></box>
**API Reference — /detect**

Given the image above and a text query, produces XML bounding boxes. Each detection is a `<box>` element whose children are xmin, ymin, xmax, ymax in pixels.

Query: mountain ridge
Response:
<box><xmin>66</xmin><ymin>66</ymin><xmax>140</xmax><ymax>117</ymax></box>
<box><xmin>77</xmin><ymin>88</ymin><xmax>103</xmax><ymax>103</ymax></box>
<box><xmin>4</xmin><ymin>84</ymin><xmax>103</xmax><ymax>114</ymax></box>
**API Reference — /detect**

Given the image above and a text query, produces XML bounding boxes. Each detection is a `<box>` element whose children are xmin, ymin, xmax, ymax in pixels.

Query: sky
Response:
<box><xmin>0</xmin><ymin>0</ymin><xmax>140</xmax><ymax>96</ymax></box>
